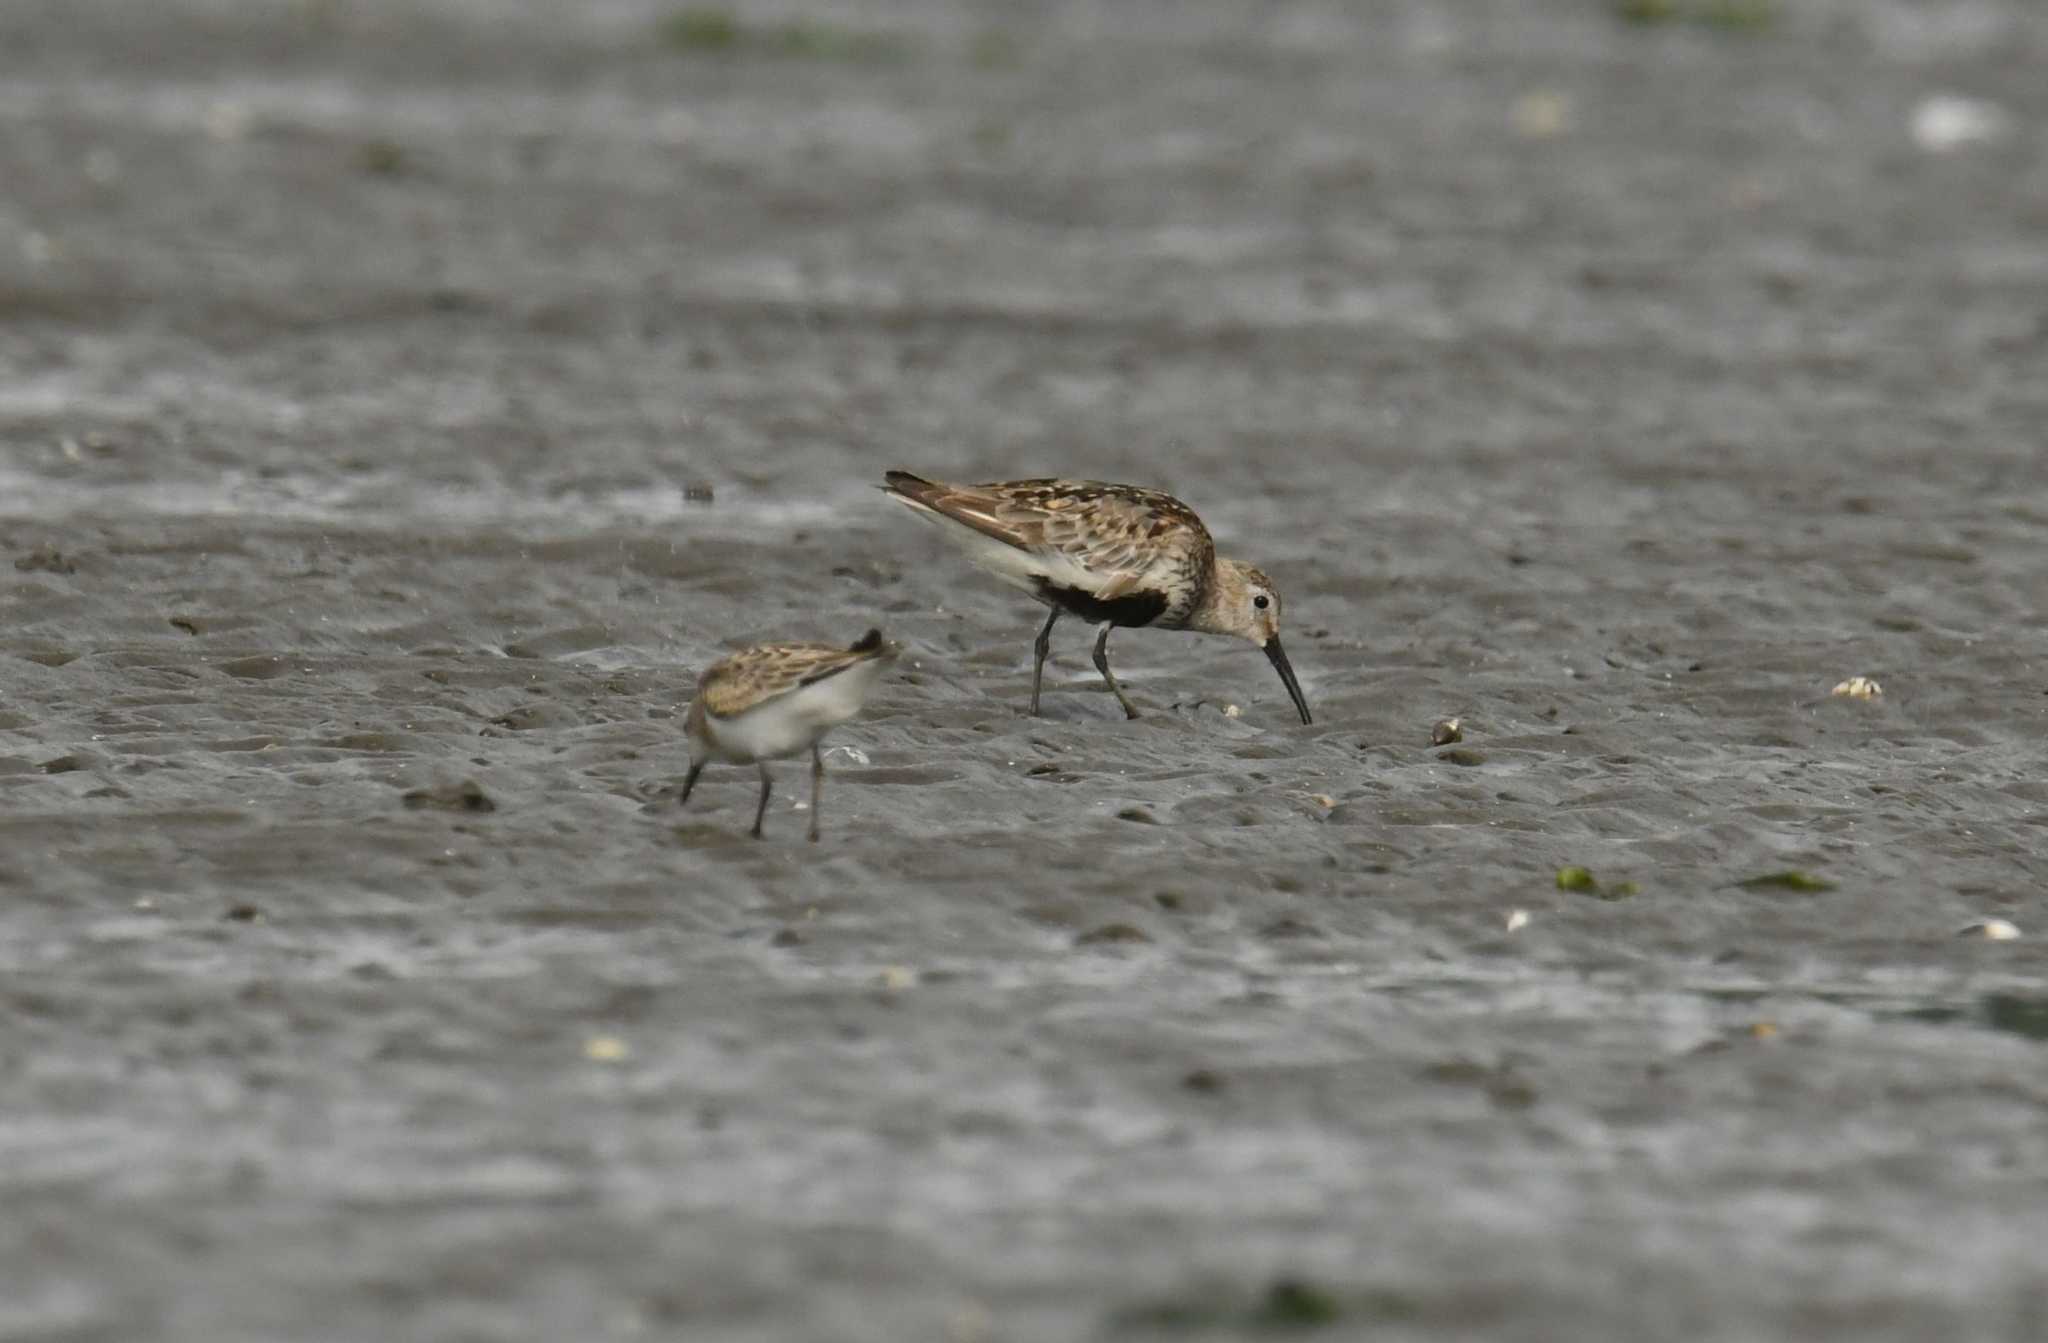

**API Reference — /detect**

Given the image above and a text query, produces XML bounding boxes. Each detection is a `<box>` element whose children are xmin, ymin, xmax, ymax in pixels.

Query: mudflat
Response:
<box><xmin>3</xmin><ymin>2</ymin><xmax>2046</xmax><ymax>1338</ymax></box>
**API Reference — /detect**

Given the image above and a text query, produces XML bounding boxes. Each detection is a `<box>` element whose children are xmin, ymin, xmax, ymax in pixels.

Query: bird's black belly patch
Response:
<box><xmin>1037</xmin><ymin>581</ymin><xmax>1168</xmax><ymax>628</ymax></box>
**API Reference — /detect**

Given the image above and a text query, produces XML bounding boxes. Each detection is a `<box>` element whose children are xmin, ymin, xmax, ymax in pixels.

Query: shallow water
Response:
<box><xmin>4</xmin><ymin>1</ymin><xmax>2048</xmax><ymax>1339</ymax></box>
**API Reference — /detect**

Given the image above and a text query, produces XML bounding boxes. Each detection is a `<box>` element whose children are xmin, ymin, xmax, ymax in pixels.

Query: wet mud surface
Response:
<box><xmin>4</xmin><ymin>2</ymin><xmax>2048</xmax><ymax>1338</ymax></box>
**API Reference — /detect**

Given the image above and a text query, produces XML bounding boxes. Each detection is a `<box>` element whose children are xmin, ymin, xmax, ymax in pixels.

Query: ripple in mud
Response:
<box><xmin>843</xmin><ymin>766</ymin><xmax>960</xmax><ymax>785</ymax></box>
<box><xmin>401</xmin><ymin>780</ymin><xmax>497</xmax><ymax>813</ymax></box>
<box><xmin>218</xmin><ymin>655</ymin><xmax>296</xmax><ymax>680</ymax></box>
<box><xmin>1979</xmin><ymin>995</ymin><xmax>2048</xmax><ymax>1042</ymax></box>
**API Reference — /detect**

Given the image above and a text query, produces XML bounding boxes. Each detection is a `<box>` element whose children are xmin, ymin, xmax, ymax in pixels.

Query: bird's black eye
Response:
<box><xmin>1253</xmin><ymin>595</ymin><xmax>1270</xmax><ymax>610</ymax></box>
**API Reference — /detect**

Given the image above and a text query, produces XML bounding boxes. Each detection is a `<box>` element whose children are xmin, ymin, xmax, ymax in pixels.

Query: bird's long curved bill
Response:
<box><xmin>1264</xmin><ymin>636</ymin><xmax>1313</xmax><ymax>725</ymax></box>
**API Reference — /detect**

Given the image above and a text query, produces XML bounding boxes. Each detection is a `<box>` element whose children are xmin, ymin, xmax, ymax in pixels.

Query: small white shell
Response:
<box><xmin>1912</xmin><ymin>95</ymin><xmax>2008</xmax><ymax>154</ymax></box>
<box><xmin>1958</xmin><ymin>919</ymin><xmax>2021</xmax><ymax>941</ymax></box>
<box><xmin>1505</xmin><ymin>908</ymin><xmax>1531</xmax><ymax>933</ymax></box>
<box><xmin>1831</xmin><ymin>676</ymin><xmax>1883</xmax><ymax>699</ymax></box>
<box><xmin>1510</xmin><ymin>90</ymin><xmax>1571</xmax><ymax>140</ymax></box>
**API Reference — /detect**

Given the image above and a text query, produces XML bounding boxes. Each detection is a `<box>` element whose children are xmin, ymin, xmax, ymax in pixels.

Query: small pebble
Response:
<box><xmin>583</xmin><ymin>1035</ymin><xmax>629</xmax><ymax>1062</ymax></box>
<box><xmin>878</xmin><ymin>966</ymin><xmax>917</xmax><ymax>991</ymax></box>
<box><xmin>1510</xmin><ymin>89</ymin><xmax>1572</xmax><ymax>139</ymax></box>
<box><xmin>1431</xmin><ymin>717</ymin><xmax>1463</xmax><ymax>746</ymax></box>
<box><xmin>1505</xmin><ymin>908</ymin><xmax>1530</xmax><ymax>932</ymax></box>
<box><xmin>1958</xmin><ymin>919</ymin><xmax>2020</xmax><ymax>941</ymax></box>
<box><xmin>1831</xmin><ymin>676</ymin><xmax>1883</xmax><ymax>700</ymax></box>
<box><xmin>1223</xmin><ymin>704</ymin><xmax>1242</xmax><ymax>719</ymax></box>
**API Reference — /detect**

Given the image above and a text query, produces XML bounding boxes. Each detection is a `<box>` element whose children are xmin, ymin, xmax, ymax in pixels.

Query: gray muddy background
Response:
<box><xmin>3</xmin><ymin>1</ymin><xmax>2047</xmax><ymax>1339</ymax></box>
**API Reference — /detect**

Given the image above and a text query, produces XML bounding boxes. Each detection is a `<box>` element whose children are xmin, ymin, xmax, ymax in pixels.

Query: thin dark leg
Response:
<box><xmin>808</xmin><ymin>744</ymin><xmax>824</xmax><ymax>843</ymax></box>
<box><xmin>1092</xmin><ymin>624</ymin><xmax>1140</xmax><ymax>720</ymax></box>
<box><xmin>1030</xmin><ymin>606</ymin><xmax>1060</xmax><ymax>716</ymax></box>
<box><xmin>679</xmin><ymin>761</ymin><xmax>705</xmax><ymax>807</ymax></box>
<box><xmin>750</xmin><ymin>764</ymin><xmax>772</xmax><ymax>839</ymax></box>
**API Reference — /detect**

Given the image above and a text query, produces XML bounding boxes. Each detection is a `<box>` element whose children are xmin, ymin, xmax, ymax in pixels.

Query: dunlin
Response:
<box><xmin>681</xmin><ymin>629</ymin><xmax>899</xmax><ymax>841</ymax></box>
<box><xmin>880</xmin><ymin>471</ymin><xmax>1311</xmax><ymax>724</ymax></box>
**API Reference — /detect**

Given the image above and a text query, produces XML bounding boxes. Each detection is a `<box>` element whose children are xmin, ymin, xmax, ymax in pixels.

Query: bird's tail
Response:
<box><xmin>877</xmin><ymin>470</ymin><xmax>1024</xmax><ymax>549</ymax></box>
<box><xmin>879</xmin><ymin>469</ymin><xmax>943</xmax><ymax>510</ymax></box>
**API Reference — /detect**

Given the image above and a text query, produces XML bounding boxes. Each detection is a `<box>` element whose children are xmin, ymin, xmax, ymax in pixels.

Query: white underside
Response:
<box><xmin>698</xmin><ymin>657</ymin><xmax>886</xmax><ymax>764</ymax></box>
<box><xmin>893</xmin><ymin>497</ymin><xmax>1112</xmax><ymax>606</ymax></box>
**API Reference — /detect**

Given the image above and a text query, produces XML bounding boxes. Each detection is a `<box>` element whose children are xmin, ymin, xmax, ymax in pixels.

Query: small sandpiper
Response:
<box><xmin>681</xmin><ymin>629</ymin><xmax>899</xmax><ymax>841</ymax></box>
<box><xmin>880</xmin><ymin>471</ymin><xmax>1311</xmax><ymax>724</ymax></box>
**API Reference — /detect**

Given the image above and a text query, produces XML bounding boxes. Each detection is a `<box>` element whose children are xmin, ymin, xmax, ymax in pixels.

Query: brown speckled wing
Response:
<box><xmin>955</xmin><ymin>478</ymin><xmax>1214</xmax><ymax>582</ymax></box>
<box><xmin>696</xmin><ymin>640</ymin><xmax>880</xmax><ymax>719</ymax></box>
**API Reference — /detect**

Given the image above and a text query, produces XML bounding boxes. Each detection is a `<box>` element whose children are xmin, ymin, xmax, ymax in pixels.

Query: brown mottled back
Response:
<box><xmin>694</xmin><ymin>631</ymin><xmax>892</xmax><ymax>720</ymax></box>
<box><xmin>882</xmin><ymin>472</ymin><xmax>1216</xmax><ymax>620</ymax></box>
